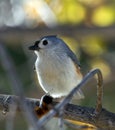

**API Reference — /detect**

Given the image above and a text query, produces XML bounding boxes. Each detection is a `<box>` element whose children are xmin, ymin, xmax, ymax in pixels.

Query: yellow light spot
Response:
<box><xmin>92</xmin><ymin>6</ymin><xmax>114</xmax><ymax>26</ymax></box>
<box><xmin>81</xmin><ymin>36</ymin><xmax>105</xmax><ymax>56</ymax></box>
<box><xmin>57</xmin><ymin>1</ymin><xmax>85</xmax><ymax>24</ymax></box>
<box><xmin>67</xmin><ymin>3</ymin><xmax>86</xmax><ymax>23</ymax></box>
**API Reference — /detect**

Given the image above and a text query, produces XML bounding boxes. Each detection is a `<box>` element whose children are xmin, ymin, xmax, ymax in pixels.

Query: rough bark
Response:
<box><xmin>0</xmin><ymin>94</ymin><xmax>115</xmax><ymax>130</ymax></box>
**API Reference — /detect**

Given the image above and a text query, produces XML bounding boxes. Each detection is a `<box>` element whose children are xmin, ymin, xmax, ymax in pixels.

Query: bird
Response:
<box><xmin>29</xmin><ymin>35</ymin><xmax>84</xmax><ymax>101</ymax></box>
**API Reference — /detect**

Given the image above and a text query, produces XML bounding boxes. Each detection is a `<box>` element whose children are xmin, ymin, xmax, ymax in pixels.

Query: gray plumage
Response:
<box><xmin>29</xmin><ymin>35</ymin><xmax>84</xmax><ymax>99</ymax></box>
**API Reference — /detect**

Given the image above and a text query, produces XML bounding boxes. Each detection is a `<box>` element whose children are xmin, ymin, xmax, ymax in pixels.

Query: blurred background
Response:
<box><xmin>0</xmin><ymin>0</ymin><xmax>115</xmax><ymax>130</ymax></box>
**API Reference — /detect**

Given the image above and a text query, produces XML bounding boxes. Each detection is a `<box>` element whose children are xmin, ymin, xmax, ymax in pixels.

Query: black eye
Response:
<box><xmin>42</xmin><ymin>40</ymin><xmax>48</xmax><ymax>45</ymax></box>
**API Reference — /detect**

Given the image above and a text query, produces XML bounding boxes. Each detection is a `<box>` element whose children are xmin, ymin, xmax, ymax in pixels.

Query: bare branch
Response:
<box><xmin>0</xmin><ymin>26</ymin><xmax>115</xmax><ymax>43</ymax></box>
<box><xmin>0</xmin><ymin>94</ymin><xmax>115</xmax><ymax>130</ymax></box>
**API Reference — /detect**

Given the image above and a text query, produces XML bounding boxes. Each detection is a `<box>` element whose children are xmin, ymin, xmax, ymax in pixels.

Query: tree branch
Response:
<box><xmin>0</xmin><ymin>94</ymin><xmax>115</xmax><ymax>130</ymax></box>
<box><xmin>0</xmin><ymin>25</ymin><xmax>115</xmax><ymax>43</ymax></box>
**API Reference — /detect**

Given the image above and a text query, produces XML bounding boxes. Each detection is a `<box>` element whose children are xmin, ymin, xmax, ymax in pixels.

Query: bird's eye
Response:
<box><xmin>42</xmin><ymin>40</ymin><xmax>48</xmax><ymax>46</ymax></box>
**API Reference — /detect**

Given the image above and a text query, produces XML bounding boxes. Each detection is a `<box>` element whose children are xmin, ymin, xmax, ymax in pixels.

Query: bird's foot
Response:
<box><xmin>34</xmin><ymin>95</ymin><xmax>53</xmax><ymax>118</ymax></box>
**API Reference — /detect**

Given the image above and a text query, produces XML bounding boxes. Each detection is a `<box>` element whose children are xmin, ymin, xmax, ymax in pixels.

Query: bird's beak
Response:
<box><xmin>28</xmin><ymin>45</ymin><xmax>40</xmax><ymax>51</ymax></box>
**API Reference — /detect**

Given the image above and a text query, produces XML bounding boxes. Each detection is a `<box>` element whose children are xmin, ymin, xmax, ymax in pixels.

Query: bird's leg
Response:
<box><xmin>34</xmin><ymin>94</ymin><xmax>53</xmax><ymax>118</ymax></box>
<box><xmin>39</xmin><ymin>94</ymin><xmax>53</xmax><ymax>107</ymax></box>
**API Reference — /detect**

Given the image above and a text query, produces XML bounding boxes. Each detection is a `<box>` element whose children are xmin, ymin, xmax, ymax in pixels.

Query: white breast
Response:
<box><xmin>35</xmin><ymin>52</ymin><xmax>82</xmax><ymax>98</ymax></box>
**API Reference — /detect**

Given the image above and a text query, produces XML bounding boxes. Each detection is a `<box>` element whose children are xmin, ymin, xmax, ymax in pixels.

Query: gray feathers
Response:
<box><xmin>66</xmin><ymin>47</ymin><xmax>81</xmax><ymax>67</ymax></box>
<box><xmin>40</xmin><ymin>35</ymin><xmax>81</xmax><ymax>67</ymax></box>
<box><xmin>30</xmin><ymin>35</ymin><xmax>83</xmax><ymax>99</ymax></box>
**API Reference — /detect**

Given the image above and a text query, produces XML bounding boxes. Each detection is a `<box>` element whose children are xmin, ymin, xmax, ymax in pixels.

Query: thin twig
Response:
<box><xmin>93</xmin><ymin>69</ymin><xmax>103</xmax><ymax>114</ymax></box>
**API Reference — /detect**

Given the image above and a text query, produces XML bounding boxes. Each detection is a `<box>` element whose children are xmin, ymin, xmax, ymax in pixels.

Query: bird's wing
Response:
<box><xmin>67</xmin><ymin>48</ymin><xmax>81</xmax><ymax>67</ymax></box>
<box><xmin>67</xmin><ymin>52</ymin><xmax>84</xmax><ymax>99</ymax></box>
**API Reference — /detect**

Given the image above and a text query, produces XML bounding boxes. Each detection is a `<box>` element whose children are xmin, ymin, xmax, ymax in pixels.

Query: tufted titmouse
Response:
<box><xmin>29</xmin><ymin>35</ymin><xmax>84</xmax><ymax>99</ymax></box>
